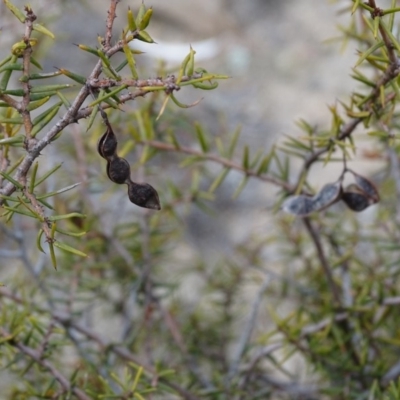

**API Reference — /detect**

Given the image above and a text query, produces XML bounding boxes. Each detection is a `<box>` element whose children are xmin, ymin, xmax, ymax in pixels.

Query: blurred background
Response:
<box><xmin>2</xmin><ymin>2</ymin><xmax>398</xmax><ymax>397</ymax></box>
<box><xmin>1</xmin><ymin>0</ymin><xmax>355</xmax><ymax>137</ymax></box>
<box><xmin>0</xmin><ymin>0</ymin><xmax>367</xmax><ymax>394</ymax></box>
<box><xmin>0</xmin><ymin>0</ymin><xmax>359</xmax><ymax>291</ymax></box>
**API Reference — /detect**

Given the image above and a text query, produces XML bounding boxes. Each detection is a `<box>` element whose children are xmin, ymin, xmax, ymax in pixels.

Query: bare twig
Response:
<box><xmin>302</xmin><ymin>217</ymin><xmax>341</xmax><ymax>305</ymax></box>
<box><xmin>104</xmin><ymin>0</ymin><xmax>120</xmax><ymax>50</ymax></box>
<box><xmin>20</xmin><ymin>6</ymin><xmax>36</xmax><ymax>141</ymax></box>
<box><xmin>227</xmin><ymin>277</ymin><xmax>270</xmax><ymax>382</ymax></box>
<box><xmin>130</xmin><ymin>139</ymin><xmax>292</xmax><ymax>191</ymax></box>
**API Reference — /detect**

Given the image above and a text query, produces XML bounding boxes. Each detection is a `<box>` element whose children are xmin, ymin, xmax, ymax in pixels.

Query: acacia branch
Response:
<box><xmin>133</xmin><ymin>139</ymin><xmax>292</xmax><ymax>191</ymax></box>
<box><xmin>299</xmin><ymin>0</ymin><xmax>400</xmax><ymax>185</ymax></box>
<box><xmin>0</xmin><ymin>1</ymin><xmax>126</xmax><ymax>204</ymax></box>
<box><xmin>20</xmin><ymin>6</ymin><xmax>36</xmax><ymax>140</ymax></box>
<box><xmin>104</xmin><ymin>0</ymin><xmax>120</xmax><ymax>50</ymax></box>
<box><xmin>0</xmin><ymin>286</ymin><xmax>202</xmax><ymax>400</ymax></box>
<box><xmin>0</xmin><ymin>328</ymin><xmax>91</xmax><ymax>400</ymax></box>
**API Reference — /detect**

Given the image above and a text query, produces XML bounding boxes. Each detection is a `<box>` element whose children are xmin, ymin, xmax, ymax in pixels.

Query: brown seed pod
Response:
<box><xmin>352</xmin><ymin>171</ymin><xmax>380</xmax><ymax>203</ymax></box>
<box><xmin>311</xmin><ymin>182</ymin><xmax>342</xmax><ymax>212</ymax></box>
<box><xmin>98</xmin><ymin>125</ymin><xmax>118</xmax><ymax>160</ymax></box>
<box><xmin>107</xmin><ymin>157</ymin><xmax>131</xmax><ymax>184</ymax></box>
<box><xmin>127</xmin><ymin>180</ymin><xmax>161</xmax><ymax>210</ymax></box>
<box><xmin>341</xmin><ymin>184</ymin><xmax>372</xmax><ymax>212</ymax></box>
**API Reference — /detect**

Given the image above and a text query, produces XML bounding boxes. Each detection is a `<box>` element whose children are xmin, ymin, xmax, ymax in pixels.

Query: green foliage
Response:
<box><xmin>2</xmin><ymin>0</ymin><xmax>400</xmax><ymax>399</ymax></box>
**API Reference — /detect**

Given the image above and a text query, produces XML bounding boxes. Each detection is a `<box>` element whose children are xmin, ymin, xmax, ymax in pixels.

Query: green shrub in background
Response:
<box><xmin>1</xmin><ymin>0</ymin><xmax>400</xmax><ymax>399</ymax></box>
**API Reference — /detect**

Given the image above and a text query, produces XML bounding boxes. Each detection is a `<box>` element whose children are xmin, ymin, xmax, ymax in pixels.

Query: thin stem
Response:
<box><xmin>104</xmin><ymin>0</ymin><xmax>120</xmax><ymax>50</ymax></box>
<box><xmin>134</xmin><ymin>139</ymin><xmax>292</xmax><ymax>191</ymax></box>
<box><xmin>302</xmin><ymin>217</ymin><xmax>341</xmax><ymax>306</ymax></box>
<box><xmin>21</xmin><ymin>6</ymin><xmax>36</xmax><ymax>141</ymax></box>
<box><xmin>227</xmin><ymin>277</ymin><xmax>270</xmax><ymax>383</ymax></box>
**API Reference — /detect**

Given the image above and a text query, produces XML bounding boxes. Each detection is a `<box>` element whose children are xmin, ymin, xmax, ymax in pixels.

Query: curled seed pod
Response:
<box><xmin>311</xmin><ymin>182</ymin><xmax>342</xmax><ymax>212</ymax></box>
<box><xmin>341</xmin><ymin>184</ymin><xmax>372</xmax><ymax>212</ymax></box>
<box><xmin>107</xmin><ymin>157</ymin><xmax>131</xmax><ymax>184</ymax></box>
<box><xmin>281</xmin><ymin>195</ymin><xmax>315</xmax><ymax>216</ymax></box>
<box><xmin>127</xmin><ymin>181</ymin><xmax>161</xmax><ymax>210</ymax></box>
<box><xmin>98</xmin><ymin>125</ymin><xmax>117</xmax><ymax>160</ymax></box>
<box><xmin>352</xmin><ymin>171</ymin><xmax>380</xmax><ymax>203</ymax></box>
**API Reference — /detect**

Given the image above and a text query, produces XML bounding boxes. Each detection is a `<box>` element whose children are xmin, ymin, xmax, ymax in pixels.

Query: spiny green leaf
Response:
<box><xmin>31</xmin><ymin>84</ymin><xmax>74</xmax><ymax>93</ymax></box>
<box><xmin>36</xmin><ymin>183</ymin><xmax>81</xmax><ymax>200</ymax></box>
<box><xmin>29</xmin><ymin>91</ymin><xmax>57</xmax><ymax>101</ymax></box>
<box><xmin>256</xmin><ymin>147</ymin><xmax>275</xmax><ymax>175</ymax></box>
<box><xmin>77</xmin><ymin>43</ymin><xmax>99</xmax><ymax>56</ymax></box>
<box><xmin>57</xmin><ymin>68</ymin><xmax>86</xmax><ymax>85</ymax></box>
<box><xmin>33</xmin><ymin>23</ymin><xmax>55</xmax><ymax>39</ymax></box>
<box><xmin>48</xmin><ymin>212</ymin><xmax>86</xmax><ymax>222</ymax></box>
<box><xmin>127</xmin><ymin>7</ymin><xmax>137</xmax><ymax>31</ymax></box>
<box><xmin>209</xmin><ymin>168</ymin><xmax>229</xmax><ymax>193</ymax></box>
<box><xmin>34</xmin><ymin>163</ymin><xmax>63</xmax><ymax>187</ymax></box>
<box><xmin>227</xmin><ymin>126</ymin><xmax>241</xmax><ymax>159</ymax></box>
<box><xmin>0</xmin><ymin>55</ymin><xmax>12</xmax><ymax>69</ymax></box>
<box><xmin>31</xmin><ymin>104</ymin><xmax>61</xmax><ymax>138</ymax></box>
<box><xmin>242</xmin><ymin>145</ymin><xmax>249</xmax><ymax>169</ymax></box>
<box><xmin>86</xmin><ymin>104</ymin><xmax>99</xmax><ymax>132</ymax></box>
<box><xmin>170</xmin><ymin>92</ymin><xmax>202</xmax><ymax>109</ymax></box>
<box><xmin>29</xmin><ymin>71</ymin><xmax>62</xmax><ymax>80</ymax></box>
<box><xmin>3</xmin><ymin>205</ymin><xmax>36</xmax><ymax>218</ymax></box>
<box><xmin>0</xmin><ymin>117</ymin><xmax>23</xmax><ymax>125</ymax></box>
<box><xmin>123</xmin><ymin>44</ymin><xmax>138</xmax><ymax>79</ymax></box>
<box><xmin>195</xmin><ymin>122</ymin><xmax>209</xmax><ymax>152</ymax></box>
<box><xmin>53</xmin><ymin>241</ymin><xmax>87</xmax><ymax>257</ymax></box>
<box><xmin>0</xmin><ymin>63</ymin><xmax>23</xmax><ymax>73</ymax></box>
<box><xmin>0</xmin><ymin>55</ymin><xmax>18</xmax><ymax>90</ymax></box>
<box><xmin>29</xmin><ymin>162</ymin><xmax>39</xmax><ymax>194</ymax></box>
<box><xmin>380</xmin><ymin>20</ymin><xmax>400</xmax><ymax>55</ymax></box>
<box><xmin>55</xmin><ymin>228</ymin><xmax>86</xmax><ymax>238</ymax></box>
<box><xmin>57</xmin><ymin>90</ymin><xmax>71</xmax><ymax>110</ymax></box>
<box><xmin>0</xmin><ymin>171</ymin><xmax>23</xmax><ymax>189</ymax></box>
<box><xmin>88</xmin><ymin>85</ymin><xmax>127</xmax><ymax>107</ymax></box>
<box><xmin>27</xmin><ymin>96</ymin><xmax>51</xmax><ymax>111</ymax></box>
<box><xmin>135</xmin><ymin>3</ymin><xmax>146</xmax><ymax>26</ymax></box>
<box><xmin>3</xmin><ymin>0</ymin><xmax>26</xmax><ymax>22</ymax></box>
<box><xmin>136</xmin><ymin>31</ymin><xmax>155</xmax><ymax>44</ymax></box>
<box><xmin>354</xmin><ymin>41</ymin><xmax>384</xmax><ymax>67</ymax></box>
<box><xmin>49</xmin><ymin>241</ymin><xmax>57</xmax><ymax>269</ymax></box>
<box><xmin>232</xmin><ymin>176</ymin><xmax>249</xmax><ymax>199</ymax></box>
<box><xmin>115</xmin><ymin>59</ymin><xmax>129</xmax><ymax>73</ymax></box>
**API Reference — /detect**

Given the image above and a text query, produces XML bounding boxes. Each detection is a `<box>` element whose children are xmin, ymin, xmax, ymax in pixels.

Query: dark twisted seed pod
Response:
<box><xmin>107</xmin><ymin>157</ymin><xmax>131</xmax><ymax>184</ymax></box>
<box><xmin>341</xmin><ymin>185</ymin><xmax>372</xmax><ymax>212</ymax></box>
<box><xmin>353</xmin><ymin>172</ymin><xmax>380</xmax><ymax>203</ymax></box>
<box><xmin>127</xmin><ymin>180</ymin><xmax>161</xmax><ymax>210</ymax></box>
<box><xmin>98</xmin><ymin>125</ymin><xmax>118</xmax><ymax>160</ymax></box>
<box><xmin>311</xmin><ymin>182</ymin><xmax>342</xmax><ymax>212</ymax></box>
<box><xmin>281</xmin><ymin>194</ymin><xmax>315</xmax><ymax>216</ymax></box>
